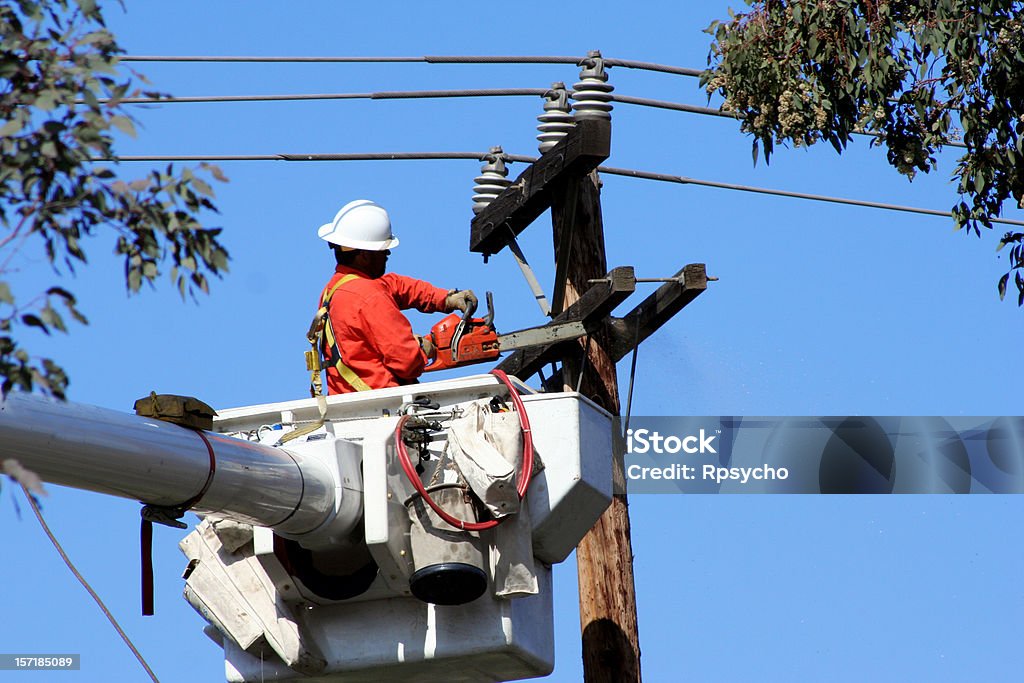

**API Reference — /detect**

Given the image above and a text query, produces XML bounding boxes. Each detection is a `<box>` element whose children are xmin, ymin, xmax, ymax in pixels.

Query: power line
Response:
<box><xmin>120</xmin><ymin>54</ymin><xmax>705</xmax><ymax>77</ymax></box>
<box><xmin>115</xmin><ymin>54</ymin><xmax>969</xmax><ymax>150</ymax></box>
<box><xmin>595</xmin><ymin>165</ymin><xmax>1006</xmax><ymax>223</ymax></box>
<box><xmin>101</xmin><ymin>89</ymin><xmax>969</xmax><ymax>150</ymax></box>
<box><xmin>19</xmin><ymin>483</ymin><xmax>161</xmax><ymax>682</ymax></box>
<box><xmin>604</xmin><ymin>59</ymin><xmax>703</xmax><ymax>77</ymax></box>
<box><xmin>107</xmin><ymin>152</ymin><xmax>500</xmax><ymax>162</ymax></box>
<box><xmin>102</xmin><ymin>90</ymin><xmax>712</xmax><ymax>108</ymax></box>
<box><xmin>614</xmin><ymin>95</ymin><xmax>970</xmax><ymax>150</ymax></box>
<box><xmin>614</xmin><ymin>94</ymin><xmax>735</xmax><ymax>119</ymax></box>
<box><xmin>105</xmin><ymin>152</ymin><xmax>1024</xmax><ymax>228</ymax></box>
<box><xmin>108</xmin><ymin>88</ymin><xmax>546</xmax><ymax>104</ymax></box>
<box><xmin>105</xmin><ymin>91</ymin><xmax>706</xmax><ymax>107</ymax></box>
<box><xmin>120</xmin><ymin>55</ymin><xmax>575</xmax><ymax>64</ymax></box>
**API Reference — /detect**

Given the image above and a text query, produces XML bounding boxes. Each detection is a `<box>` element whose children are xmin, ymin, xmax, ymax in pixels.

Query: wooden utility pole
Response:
<box><xmin>472</xmin><ymin>110</ymin><xmax>708</xmax><ymax>683</ymax></box>
<box><xmin>551</xmin><ymin>170</ymin><xmax>640</xmax><ymax>683</ymax></box>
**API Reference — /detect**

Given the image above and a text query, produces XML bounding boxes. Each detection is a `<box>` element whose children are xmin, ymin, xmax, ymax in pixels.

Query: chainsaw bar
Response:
<box><xmin>423</xmin><ymin>293</ymin><xmax>591</xmax><ymax>373</ymax></box>
<box><xmin>497</xmin><ymin>320</ymin><xmax>588</xmax><ymax>351</ymax></box>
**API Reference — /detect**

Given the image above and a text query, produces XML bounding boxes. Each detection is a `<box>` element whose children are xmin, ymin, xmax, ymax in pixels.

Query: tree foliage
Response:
<box><xmin>702</xmin><ymin>0</ymin><xmax>1024</xmax><ymax>304</ymax></box>
<box><xmin>1</xmin><ymin>0</ymin><xmax>229</xmax><ymax>398</ymax></box>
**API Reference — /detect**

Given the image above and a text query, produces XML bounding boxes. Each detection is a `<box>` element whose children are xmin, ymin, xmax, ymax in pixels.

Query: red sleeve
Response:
<box><xmin>354</xmin><ymin>289</ymin><xmax>429</xmax><ymax>381</ymax></box>
<box><xmin>380</xmin><ymin>274</ymin><xmax>449</xmax><ymax>313</ymax></box>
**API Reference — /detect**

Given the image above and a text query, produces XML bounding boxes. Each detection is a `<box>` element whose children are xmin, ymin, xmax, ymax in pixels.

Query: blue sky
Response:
<box><xmin>2</xmin><ymin>1</ymin><xmax>1023</xmax><ymax>681</ymax></box>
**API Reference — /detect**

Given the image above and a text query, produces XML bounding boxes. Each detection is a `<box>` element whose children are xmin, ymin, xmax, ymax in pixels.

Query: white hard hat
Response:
<box><xmin>317</xmin><ymin>200</ymin><xmax>400</xmax><ymax>251</ymax></box>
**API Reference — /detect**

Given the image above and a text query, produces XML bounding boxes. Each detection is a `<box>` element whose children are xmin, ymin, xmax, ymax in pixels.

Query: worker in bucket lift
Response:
<box><xmin>313</xmin><ymin>199</ymin><xmax>477</xmax><ymax>394</ymax></box>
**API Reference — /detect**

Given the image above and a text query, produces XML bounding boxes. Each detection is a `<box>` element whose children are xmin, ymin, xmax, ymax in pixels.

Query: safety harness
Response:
<box><xmin>282</xmin><ymin>274</ymin><xmax>369</xmax><ymax>444</ymax></box>
<box><xmin>311</xmin><ymin>274</ymin><xmax>371</xmax><ymax>393</ymax></box>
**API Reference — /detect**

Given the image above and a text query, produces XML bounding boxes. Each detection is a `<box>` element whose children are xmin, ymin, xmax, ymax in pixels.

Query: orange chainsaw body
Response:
<box><xmin>423</xmin><ymin>313</ymin><xmax>501</xmax><ymax>372</ymax></box>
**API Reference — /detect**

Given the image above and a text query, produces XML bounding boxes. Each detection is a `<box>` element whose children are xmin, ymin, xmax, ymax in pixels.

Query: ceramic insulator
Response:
<box><xmin>571</xmin><ymin>50</ymin><xmax>614</xmax><ymax>120</ymax></box>
<box><xmin>472</xmin><ymin>147</ymin><xmax>512</xmax><ymax>214</ymax></box>
<box><xmin>536</xmin><ymin>82</ymin><xmax>575</xmax><ymax>153</ymax></box>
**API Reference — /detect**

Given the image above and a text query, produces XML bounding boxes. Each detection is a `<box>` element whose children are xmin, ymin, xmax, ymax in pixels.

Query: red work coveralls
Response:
<box><xmin>322</xmin><ymin>265</ymin><xmax>449</xmax><ymax>394</ymax></box>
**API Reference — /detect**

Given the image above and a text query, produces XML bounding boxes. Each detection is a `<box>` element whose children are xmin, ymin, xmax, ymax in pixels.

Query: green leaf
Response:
<box><xmin>210</xmin><ymin>247</ymin><xmax>229</xmax><ymax>271</ymax></box>
<box><xmin>40</xmin><ymin>305</ymin><xmax>66</xmax><ymax>333</ymax></box>
<box><xmin>0</xmin><ymin>119</ymin><xmax>24</xmax><ymax>137</ymax></box>
<box><xmin>46</xmin><ymin>286</ymin><xmax>76</xmax><ymax>303</ymax></box>
<box><xmin>82</xmin><ymin>88</ymin><xmax>100</xmax><ymax>110</ymax></box>
<box><xmin>998</xmin><ymin>273</ymin><xmax>1009</xmax><ymax>300</ymax></box>
<box><xmin>35</xmin><ymin>90</ymin><xmax>58</xmax><ymax>111</ymax></box>
<box><xmin>0</xmin><ymin>282</ymin><xmax>13</xmax><ymax>305</ymax></box>
<box><xmin>201</xmin><ymin>163</ymin><xmax>229</xmax><ymax>183</ymax></box>
<box><xmin>65</xmin><ymin>300</ymin><xmax>88</xmax><ymax>325</ymax></box>
<box><xmin>110</xmin><ymin>115</ymin><xmax>136</xmax><ymax>138</ymax></box>
<box><xmin>127</xmin><ymin>268</ymin><xmax>142</xmax><ymax>292</ymax></box>
<box><xmin>191</xmin><ymin>178</ymin><xmax>213</xmax><ymax>197</ymax></box>
<box><xmin>21</xmin><ymin>314</ymin><xmax>50</xmax><ymax>335</ymax></box>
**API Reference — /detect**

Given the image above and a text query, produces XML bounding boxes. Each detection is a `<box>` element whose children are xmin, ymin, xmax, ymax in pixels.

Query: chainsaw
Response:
<box><xmin>423</xmin><ymin>292</ymin><xmax>587</xmax><ymax>372</ymax></box>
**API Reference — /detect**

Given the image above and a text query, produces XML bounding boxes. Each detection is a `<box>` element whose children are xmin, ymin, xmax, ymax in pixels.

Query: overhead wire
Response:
<box><xmin>106</xmin><ymin>88</ymin><xmax>546</xmax><ymax>104</ymax></box>
<box><xmin>595</xmin><ymin>165</ymin><xmax>1011</xmax><ymax>223</ymax></box>
<box><xmin>120</xmin><ymin>54</ymin><xmax>580</xmax><ymax>64</ymax></box>
<box><xmin>107</xmin><ymin>152</ymin><xmax>504</xmax><ymax>162</ymax></box>
<box><xmin>17</xmin><ymin>483</ymin><xmax>160</xmax><ymax>682</ymax></box>
<box><xmin>109</xmin><ymin>152</ymin><xmax>1015</xmax><ymax>224</ymax></box>
<box><xmin>103</xmin><ymin>152</ymin><xmax>1024</xmax><ymax>228</ymax></box>
<box><xmin>115</xmin><ymin>53</ymin><xmax>967</xmax><ymax>144</ymax></box>
<box><xmin>99</xmin><ymin>89</ymin><xmax>969</xmax><ymax>150</ymax></box>
<box><xmin>103</xmin><ymin>54</ymin><xmax>987</xmax><ymax>219</ymax></box>
<box><xmin>120</xmin><ymin>54</ymin><xmax>705</xmax><ymax>77</ymax></box>
<box><xmin>613</xmin><ymin>95</ymin><xmax>969</xmax><ymax>149</ymax></box>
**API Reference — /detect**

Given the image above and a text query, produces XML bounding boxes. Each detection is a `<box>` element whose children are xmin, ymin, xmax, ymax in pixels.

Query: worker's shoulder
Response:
<box><xmin>378</xmin><ymin>272</ymin><xmax>431</xmax><ymax>287</ymax></box>
<box><xmin>325</xmin><ymin>274</ymin><xmax>390</xmax><ymax>304</ymax></box>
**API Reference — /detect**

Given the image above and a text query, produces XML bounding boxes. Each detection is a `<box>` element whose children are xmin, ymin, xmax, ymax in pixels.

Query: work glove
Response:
<box><xmin>417</xmin><ymin>334</ymin><xmax>436</xmax><ymax>360</ymax></box>
<box><xmin>445</xmin><ymin>289</ymin><xmax>478</xmax><ymax>316</ymax></box>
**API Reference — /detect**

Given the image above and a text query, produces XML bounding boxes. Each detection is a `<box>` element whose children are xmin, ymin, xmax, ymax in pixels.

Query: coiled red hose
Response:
<box><xmin>395</xmin><ymin>369</ymin><xmax>534</xmax><ymax>531</ymax></box>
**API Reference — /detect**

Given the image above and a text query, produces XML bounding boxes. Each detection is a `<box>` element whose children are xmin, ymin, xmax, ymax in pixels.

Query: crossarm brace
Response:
<box><xmin>496</xmin><ymin>265</ymin><xmax>635</xmax><ymax>379</ymax></box>
<box><xmin>605</xmin><ymin>264</ymin><xmax>708</xmax><ymax>362</ymax></box>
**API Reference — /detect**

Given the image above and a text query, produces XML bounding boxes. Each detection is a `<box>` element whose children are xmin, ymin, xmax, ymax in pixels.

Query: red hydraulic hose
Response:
<box><xmin>395</xmin><ymin>369</ymin><xmax>534</xmax><ymax>531</ymax></box>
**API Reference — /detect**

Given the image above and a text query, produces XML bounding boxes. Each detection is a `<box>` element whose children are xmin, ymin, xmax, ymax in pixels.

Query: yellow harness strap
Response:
<box><xmin>281</xmin><ymin>274</ymin><xmax>368</xmax><ymax>445</ymax></box>
<box><xmin>317</xmin><ymin>275</ymin><xmax>372</xmax><ymax>393</ymax></box>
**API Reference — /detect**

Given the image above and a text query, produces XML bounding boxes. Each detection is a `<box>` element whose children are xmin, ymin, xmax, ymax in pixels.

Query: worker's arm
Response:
<box><xmin>354</xmin><ymin>290</ymin><xmax>429</xmax><ymax>381</ymax></box>
<box><xmin>381</xmin><ymin>274</ymin><xmax>451</xmax><ymax>314</ymax></box>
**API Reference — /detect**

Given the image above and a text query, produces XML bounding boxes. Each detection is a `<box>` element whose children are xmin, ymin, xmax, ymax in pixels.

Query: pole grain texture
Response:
<box><xmin>551</xmin><ymin>169</ymin><xmax>641</xmax><ymax>682</ymax></box>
